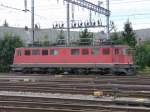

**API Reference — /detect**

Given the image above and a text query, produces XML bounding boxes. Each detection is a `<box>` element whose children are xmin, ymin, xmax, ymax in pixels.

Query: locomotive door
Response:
<box><xmin>62</xmin><ymin>49</ymin><xmax>67</xmax><ymax>63</ymax></box>
<box><xmin>113</xmin><ymin>48</ymin><xmax>120</xmax><ymax>64</ymax></box>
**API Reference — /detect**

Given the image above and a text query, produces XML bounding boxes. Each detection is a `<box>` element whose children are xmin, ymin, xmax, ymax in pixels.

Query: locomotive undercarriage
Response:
<box><xmin>11</xmin><ymin>64</ymin><xmax>136</xmax><ymax>75</ymax></box>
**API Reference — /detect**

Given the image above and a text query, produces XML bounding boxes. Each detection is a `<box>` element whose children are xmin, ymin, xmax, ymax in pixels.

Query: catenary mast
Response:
<box><xmin>31</xmin><ymin>0</ymin><xmax>35</xmax><ymax>44</ymax></box>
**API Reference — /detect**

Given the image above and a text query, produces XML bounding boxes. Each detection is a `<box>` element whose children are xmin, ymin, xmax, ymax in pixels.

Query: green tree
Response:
<box><xmin>110</xmin><ymin>31</ymin><xmax>124</xmax><ymax>44</ymax></box>
<box><xmin>42</xmin><ymin>35</ymin><xmax>50</xmax><ymax>46</ymax></box>
<box><xmin>135</xmin><ymin>41</ymin><xmax>150</xmax><ymax>69</ymax></box>
<box><xmin>3</xmin><ymin>20</ymin><xmax>8</xmax><ymax>27</ymax></box>
<box><xmin>0</xmin><ymin>32</ymin><xmax>24</xmax><ymax>72</ymax></box>
<box><xmin>57</xmin><ymin>30</ymin><xmax>65</xmax><ymax>45</ymax></box>
<box><xmin>122</xmin><ymin>21</ymin><xmax>137</xmax><ymax>47</ymax></box>
<box><xmin>141</xmin><ymin>41</ymin><xmax>150</xmax><ymax>67</ymax></box>
<box><xmin>79</xmin><ymin>29</ymin><xmax>94</xmax><ymax>45</ymax></box>
<box><xmin>135</xmin><ymin>45</ymin><xmax>147</xmax><ymax>69</ymax></box>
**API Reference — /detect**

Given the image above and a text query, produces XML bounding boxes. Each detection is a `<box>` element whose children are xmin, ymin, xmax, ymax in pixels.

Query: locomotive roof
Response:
<box><xmin>17</xmin><ymin>45</ymin><xmax>130</xmax><ymax>49</ymax></box>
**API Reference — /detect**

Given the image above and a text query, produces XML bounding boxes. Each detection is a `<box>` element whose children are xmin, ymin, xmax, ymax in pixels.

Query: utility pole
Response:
<box><xmin>66</xmin><ymin>2</ymin><xmax>70</xmax><ymax>46</ymax></box>
<box><xmin>106</xmin><ymin>0</ymin><xmax>110</xmax><ymax>39</ymax></box>
<box><xmin>71</xmin><ymin>4</ymin><xmax>75</xmax><ymax>22</ymax></box>
<box><xmin>31</xmin><ymin>0</ymin><xmax>35</xmax><ymax>44</ymax></box>
<box><xmin>24</xmin><ymin>0</ymin><xmax>27</xmax><ymax>12</ymax></box>
<box><xmin>89</xmin><ymin>10</ymin><xmax>92</xmax><ymax>24</ymax></box>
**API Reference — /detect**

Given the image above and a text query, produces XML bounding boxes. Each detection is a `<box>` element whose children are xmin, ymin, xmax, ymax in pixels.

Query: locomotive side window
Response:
<box><xmin>50</xmin><ymin>49</ymin><xmax>58</xmax><ymax>55</ymax></box>
<box><xmin>32</xmin><ymin>49</ymin><xmax>40</xmax><ymax>55</ymax></box>
<box><xmin>18</xmin><ymin>50</ymin><xmax>22</xmax><ymax>56</ymax></box>
<box><xmin>82</xmin><ymin>49</ymin><xmax>89</xmax><ymax>55</ymax></box>
<box><xmin>25</xmin><ymin>50</ymin><xmax>30</xmax><ymax>56</ymax></box>
<box><xmin>71</xmin><ymin>49</ymin><xmax>80</xmax><ymax>55</ymax></box>
<box><xmin>103</xmin><ymin>48</ymin><xmax>110</xmax><ymax>55</ymax></box>
<box><xmin>91</xmin><ymin>48</ymin><xmax>99</xmax><ymax>55</ymax></box>
<box><xmin>42</xmin><ymin>49</ymin><xmax>48</xmax><ymax>55</ymax></box>
<box><xmin>115</xmin><ymin>48</ymin><xmax>119</xmax><ymax>55</ymax></box>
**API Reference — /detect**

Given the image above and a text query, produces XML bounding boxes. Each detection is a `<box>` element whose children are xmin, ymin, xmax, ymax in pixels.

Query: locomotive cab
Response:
<box><xmin>112</xmin><ymin>46</ymin><xmax>135</xmax><ymax>75</ymax></box>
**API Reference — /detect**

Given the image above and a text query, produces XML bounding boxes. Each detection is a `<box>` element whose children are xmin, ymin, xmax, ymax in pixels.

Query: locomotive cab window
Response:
<box><xmin>71</xmin><ymin>49</ymin><xmax>80</xmax><ymax>55</ymax></box>
<box><xmin>103</xmin><ymin>48</ymin><xmax>110</xmax><ymax>55</ymax></box>
<box><xmin>32</xmin><ymin>49</ymin><xmax>40</xmax><ymax>55</ymax></box>
<box><xmin>50</xmin><ymin>49</ymin><xmax>58</xmax><ymax>55</ymax></box>
<box><xmin>42</xmin><ymin>49</ymin><xmax>48</xmax><ymax>55</ymax></box>
<box><xmin>25</xmin><ymin>50</ymin><xmax>31</xmax><ymax>56</ymax></box>
<box><xmin>82</xmin><ymin>49</ymin><xmax>89</xmax><ymax>55</ymax></box>
<box><xmin>92</xmin><ymin>48</ymin><xmax>99</xmax><ymax>55</ymax></box>
<box><xmin>17</xmin><ymin>50</ymin><xmax>22</xmax><ymax>56</ymax></box>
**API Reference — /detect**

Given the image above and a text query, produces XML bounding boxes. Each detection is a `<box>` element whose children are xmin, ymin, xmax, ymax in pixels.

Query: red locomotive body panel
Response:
<box><xmin>13</xmin><ymin>46</ymin><xmax>133</xmax><ymax>64</ymax></box>
<box><xmin>12</xmin><ymin>45</ymin><xmax>135</xmax><ymax>75</ymax></box>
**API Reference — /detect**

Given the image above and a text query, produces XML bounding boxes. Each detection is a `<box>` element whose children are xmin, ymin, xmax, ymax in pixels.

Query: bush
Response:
<box><xmin>135</xmin><ymin>41</ymin><xmax>150</xmax><ymax>69</ymax></box>
<box><xmin>79</xmin><ymin>29</ymin><xmax>94</xmax><ymax>45</ymax></box>
<box><xmin>0</xmin><ymin>33</ymin><xmax>24</xmax><ymax>72</ymax></box>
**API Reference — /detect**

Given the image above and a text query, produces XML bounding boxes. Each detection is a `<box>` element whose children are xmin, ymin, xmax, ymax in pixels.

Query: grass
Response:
<box><xmin>138</xmin><ymin>67</ymin><xmax>150</xmax><ymax>75</ymax></box>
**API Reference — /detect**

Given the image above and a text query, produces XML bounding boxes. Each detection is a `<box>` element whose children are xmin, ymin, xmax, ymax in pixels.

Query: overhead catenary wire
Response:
<box><xmin>102</xmin><ymin>0</ymin><xmax>150</xmax><ymax>5</ymax></box>
<box><xmin>1</xmin><ymin>1</ymin><xmax>148</xmax><ymax>18</ymax></box>
<box><xmin>0</xmin><ymin>3</ymin><xmax>50</xmax><ymax>20</ymax></box>
<box><xmin>0</xmin><ymin>0</ymin><xmax>150</xmax><ymax>30</ymax></box>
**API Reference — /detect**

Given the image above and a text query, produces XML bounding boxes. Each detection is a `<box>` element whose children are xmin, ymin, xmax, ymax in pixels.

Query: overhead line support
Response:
<box><xmin>31</xmin><ymin>0</ymin><xmax>35</xmax><ymax>44</ymax></box>
<box><xmin>64</xmin><ymin>0</ymin><xmax>110</xmax><ymax>16</ymax></box>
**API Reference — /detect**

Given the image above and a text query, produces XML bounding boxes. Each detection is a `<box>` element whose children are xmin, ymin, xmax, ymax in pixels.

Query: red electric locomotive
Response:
<box><xmin>11</xmin><ymin>45</ymin><xmax>136</xmax><ymax>75</ymax></box>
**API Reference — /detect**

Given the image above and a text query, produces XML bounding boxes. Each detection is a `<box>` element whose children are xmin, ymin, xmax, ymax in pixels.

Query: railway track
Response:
<box><xmin>0</xmin><ymin>74</ymin><xmax>150</xmax><ymax>112</ymax></box>
<box><xmin>0</xmin><ymin>75</ymin><xmax>150</xmax><ymax>98</ymax></box>
<box><xmin>0</xmin><ymin>92</ymin><xmax>150</xmax><ymax>112</ymax></box>
<box><xmin>1</xmin><ymin>103</ymin><xmax>150</xmax><ymax>112</ymax></box>
<box><xmin>0</xmin><ymin>84</ymin><xmax>150</xmax><ymax>98</ymax></box>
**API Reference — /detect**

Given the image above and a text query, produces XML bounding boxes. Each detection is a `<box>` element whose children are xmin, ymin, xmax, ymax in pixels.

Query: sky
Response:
<box><xmin>0</xmin><ymin>0</ymin><xmax>150</xmax><ymax>32</ymax></box>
